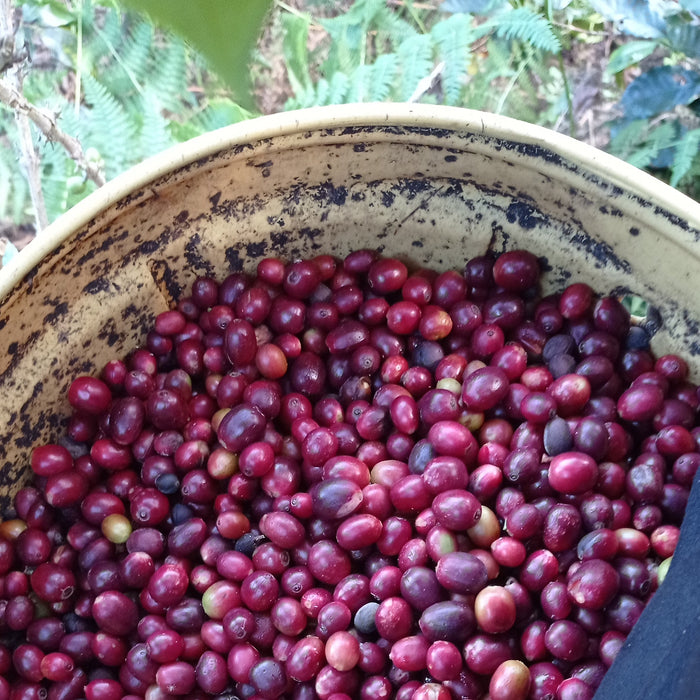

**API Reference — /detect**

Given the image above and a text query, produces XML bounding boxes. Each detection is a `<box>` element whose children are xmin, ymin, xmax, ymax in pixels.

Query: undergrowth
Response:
<box><xmin>0</xmin><ymin>0</ymin><xmax>252</xmax><ymax>226</ymax></box>
<box><xmin>0</xmin><ymin>0</ymin><xmax>698</xmax><ymax>235</ymax></box>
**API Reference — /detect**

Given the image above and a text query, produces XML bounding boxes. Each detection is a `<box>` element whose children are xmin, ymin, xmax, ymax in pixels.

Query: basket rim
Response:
<box><xmin>2</xmin><ymin>103</ymin><xmax>699</xmax><ymax>302</ymax></box>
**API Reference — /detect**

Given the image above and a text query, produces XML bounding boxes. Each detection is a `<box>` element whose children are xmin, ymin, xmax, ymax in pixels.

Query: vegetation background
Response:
<box><xmin>0</xmin><ymin>0</ymin><xmax>698</xmax><ymax>265</ymax></box>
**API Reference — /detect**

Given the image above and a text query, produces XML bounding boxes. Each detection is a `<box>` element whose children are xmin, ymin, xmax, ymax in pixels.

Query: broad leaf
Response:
<box><xmin>586</xmin><ymin>0</ymin><xmax>670</xmax><ymax>38</ymax></box>
<box><xmin>606</xmin><ymin>40</ymin><xmax>658</xmax><ymax>74</ymax></box>
<box><xmin>620</xmin><ymin>66</ymin><xmax>700</xmax><ymax>119</ymax></box>
<box><xmin>119</xmin><ymin>0</ymin><xmax>273</xmax><ymax>106</ymax></box>
<box><xmin>663</xmin><ymin>21</ymin><xmax>700</xmax><ymax>59</ymax></box>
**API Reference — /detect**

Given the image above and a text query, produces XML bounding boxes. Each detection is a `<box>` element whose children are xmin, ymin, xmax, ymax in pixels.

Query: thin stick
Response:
<box><xmin>0</xmin><ymin>78</ymin><xmax>106</xmax><ymax>188</ymax></box>
<box><xmin>0</xmin><ymin>0</ymin><xmax>49</xmax><ymax>231</ymax></box>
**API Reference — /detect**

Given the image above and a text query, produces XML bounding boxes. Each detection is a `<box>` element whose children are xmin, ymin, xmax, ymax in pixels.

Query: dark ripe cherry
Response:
<box><xmin>129</xmin><ymin>487</ymin><xmax>170</xmax><ymax>526</ymax></box>
<box><xmin>615</xmin><ymin>557</ymin><xmax>652</xmax><ymax>597</ymax></box>
<box><xmin>30</xmin><ymin>563</ymin><xmax>75</xmax><ymax>604</ymax></box>
<box><xmin>145</xmin><ymin>389</ymin><xmax>189</xmax><ymax>431</ymax></box>
<box><xmin>542</xmin><ymin>503</ymin><xmax>581</xmax><ymax>552</ymax></box>
<box><xmin>577</xmin><ymin>528</ymin><xmax>618</xmax><ymax>561</ymax></box>
<box><xmin>399</xmin><ymin>566</ymin><xmax>442</xmax><ymax>612</ymax></box>
<box><xmin>449</xmin><ymin>300</ymin><xmax>482</xmax><ymax>337</ymax></box>
<box><xmin>492</xmin><ymin>250</ymin><xmax>539</xmax><ymax>291</ymax></box>
<box><xmin>224</xmin><ymin>318</ymin><xmax>258</xmax><ymax>367</ymax></box>
<box><xmin>502</xmin><ymin>447</ymin><xmax>540</xmax><ymax>486</ymax></box>
<box><xmin>673</xmin><ymin>451</ymin><xmax>700</xmax><ymax>486</ymax></box>
<box><xmin>605</xmin><ymin>593</ymin><xmax>645</xmax><ymax>633</ymax></box>
<box><xmin>311</xmin><ymin>478</ymin><xmax>363</xmax><ymax>519</ymax></box>
<box><xmin>216</xmin><ymin>402</ymin><xmax>266</xmax><ymax>452</ymax></box>
<box><xmin>15</xmin><ymin>527</ymin><xmax>51</xmax><ymax>566</ymax></box>
<box><xmin>367</xmin><ymin>257</ymin><xmax>408</xmax><ymax>295</ymax></box>
<box><xmin>325</xmin><ymin>319</ymin><xmax>370</xmax><ymax>355</ymax></box>
<box><xmin>309</xmin><ymin>540</ymin><xmax>352</xmax><ymax>585</ymax></box>
<box><xmin>579</xmin><ymin>330</ymin><xmax>620</xmax><ymax>361</ymax></box>
<box><xmin>580</xmin><ymin>493</ymin><xmax>614</xmax><ymax>530</ymax></box>
<box><xmin>432</xmin><ymin>489</ymin><xmax>481</xmax><ymax>531</ymax></box>
<box><xmin>31</xmin><ymin>444</ymin><xmax>74</xmax><ymax>477</ymax></box>
<box><xmin>567</xmin><ymin>559</ymin><xmax>620</xmax><ymax>610</ymax></box>
<box><xmin>289</xmin><ymin>351</ymin><xmax>327</xmax><ymax>397</ymax></box>
<box><xmin>68</xmin><ymin>376</ymin><xmax>112</xmax><ymax>415</ymax></box>
<box><xmin>435</xmin><ymin>551</ymin><xmax>488</xmax><ymax>595</ymax></box>
<box><xmin>548</xmin><ymin>451</ymin><xmax>598</xmax><ymax>494</ymax></box>
<box><xmin>462</xmin><ymin>366</ymin><xmax>509</xmax><ymax>411</ymax></box>
<box><xmin>547</xmin><ymin>373</ymin><xmax>591</xmax><ymax>416</ymax></box>
<box><xmin>147</xmin><ymin>563</ymin><xmax>189</xmax><ymax>607</ymax></box>
<box><xmin>626</xmin><ymin>462</ymin><xmax>664</xmax><ymax>503</ymax></box>
<box><xmin>618</xmin><ymin>383</ymin><xmax>665</xmax><ymax>422</ymax></box>
<box><xmin>593</xmin><ymin>296</ymin><xmax>630</xmax><ymax>338</ymax></box>
<box><xmin>599</xmin><ymin>629</ymin><xmax>627</xmax><ymax>668</ymax></box>
<box><xmin>470</xmin><ymin>324</ymin><xmax>506</xmax><ymax>360</ymax></box>
<box><xmin>520</xmin><ymin>549</ymin><xmax>559</xmax><ymax>592</ymax></box>
<box><xmin>544</xmin><ymin>619</ymin><xmax>588</xmax><ymax>662</ymax></box>
<box><xmin>463</xmin><ymin>633</ymin><xmax>512</xmax><ymax>676</ymax></box>
<box><xmin>483</xmin><ymin>294</ymin><xmax>526</xmax><ymax>331</ymax></box>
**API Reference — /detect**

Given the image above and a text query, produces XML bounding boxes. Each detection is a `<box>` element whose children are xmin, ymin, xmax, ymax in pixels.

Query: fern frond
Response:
<box><xmin>282</xmin><ymin>12</ymin><xmax>313</xmax><ymax>99</ymax></box>
<box><xmin>626</xmin><ymin>120</ymin><xmax>676</xmax><ymax>169</ymax></box>
<box><xmin>397</xmin><ymin>33</ymin><xmax>434</xmax><ymax>101</ymax></box>
<box><xmin>487</xmin><ymin>8</ymin><xmax>561</xmax><ymax>53</ymax></box>
<box><xmin>190</xmin><ymin>99</ymin><xmax>252</xmax><ymax>133</ymax></box>
<box><xmin>104</xmin><ymin>19</ymin><xmax>153</xmax><ymax>97</ymax></box>
<box><xmin>38</xmin><ymin>143</ymin><xmax>71</xmax><ymax>223</ymax></box>
<box><xmin>149</xmin><ymin>34</ymin><xmax>189</xmax><ymax>112</ymax></box>
<box><xmin>431</xmin><ymin>14</ymin><xmax>475</xmax><ymax>105</ymax></box>
<box><xmin>373</xmin><ymin>3</ymin><xmax>419</xmax><ymax>52</ymax></box>
<box><xmin>369</xmin><ymin>53</ymin><xmax>399</xmax><ymax>101</ymax></box>
<box><xmin>321</xmin><ymin>0</ymin><xmax>380</xmax><ymax>75</ymax></box>
<box><xmin>92</xmin><ymin>6</ymin><xmax>125</xmax><ymax>67</ymax></box>
<box><xmin>608</xmin><ymin>119</ymin><xmax>649</xmax><ymax>160</ymax></box>
<box><xmin>327</xmin><ymin>71</ymin><xmax>351</xmax><ymax>105</ymax></box>
<box><xmin>81</xmin><ymin>74</ymin><xmax>135</xmax><ymax>178</ymax></box>
<box><xmin>346</xmin><ymin>64</ymin><xmax>374</xmax><ymax>102</ymax></box>
<box><xmin>138</xmin><ymin>95</ymin><xmax>174</xmax><ymax>158</ymax></box>
<box><xmin>314</xmin><ymin>78</ymin><xmax>331</xmax><ymax>107</ymax></box>
<box><xmin>670</xmin><ymin>128</ymin><xmax>700</xmax><ymax>187</ymax></box>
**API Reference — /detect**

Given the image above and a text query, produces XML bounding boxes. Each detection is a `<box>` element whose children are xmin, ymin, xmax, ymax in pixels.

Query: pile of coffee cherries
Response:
<box><xmin>0</xmin><ymin>248</ymin><xmax>696</xmax><ymax>700</ymax></box>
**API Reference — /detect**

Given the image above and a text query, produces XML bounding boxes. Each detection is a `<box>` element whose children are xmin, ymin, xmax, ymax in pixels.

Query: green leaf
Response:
<box><xmin>621</xmin><ymin>66</ymin><xmax>700</xmax><ymax>119</ymax></box>
<box><xmin>585</xmin><ymin>0</ymin><xmax>671</xmax><ymax>38</ymax></box>
<box><xmin>663</xmin><ymin>21</ymin><xmax>700</xmax><ymax>59</ymax></box>
<box><xmin>282</xmin><ymin>12</ymin><xmax>313</xmax><ymax>99</ymax></box>
<box><xmin>670</xmin><ymin>128</ymin><xmax>700</xmax><ymax>187</ymax></box>
<box><xmin>487</xmin><ymin>8</ymin><xmax>561</xmax><ymax>53</ymax></box>
<box><xmin>20</xmin><ymin>0</ymin><xmax>77</xmax><ymax>27</ymax></box>
<box><xmin>118</xmin><ymin>0</ymin><xmax>273</xmax><ymax>106</ymax></box>
<box><xmin>606</xmin><ymin>40</ymin><xmax>658</xmax><ymax>74</ymax></box>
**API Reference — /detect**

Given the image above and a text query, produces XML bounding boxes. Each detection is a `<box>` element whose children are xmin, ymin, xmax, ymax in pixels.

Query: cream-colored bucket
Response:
<box><xmin>1</xmin><ymin>104</ymin><xmax>699</xmax><ymax>508</ymax></box>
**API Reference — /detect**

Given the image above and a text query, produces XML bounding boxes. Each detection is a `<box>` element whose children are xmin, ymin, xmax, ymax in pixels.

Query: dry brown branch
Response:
<box><xmin>0</xmin><ymin>78</ymin><xmax>106</xmax><ymax>189</ymax></box>
<box><xmin>1</xmin><ymin>0</ymin><xmax>49</xmax><ymax>231</ymax></box>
